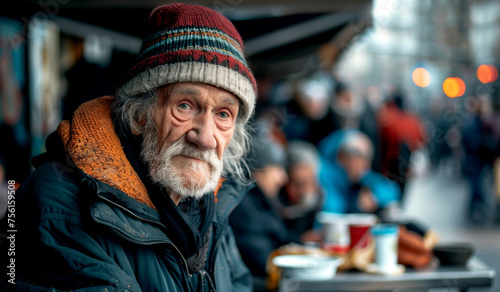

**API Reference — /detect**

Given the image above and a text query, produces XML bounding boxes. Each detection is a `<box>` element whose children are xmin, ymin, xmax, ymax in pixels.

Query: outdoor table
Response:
<box><xmin>279</xmin><ymin>257</ymin><xmax>495</xmax><ymax>292</ymax></box>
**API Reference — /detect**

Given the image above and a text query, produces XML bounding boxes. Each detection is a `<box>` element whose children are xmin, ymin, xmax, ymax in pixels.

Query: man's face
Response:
<box><xmin>336</xmin><ymin>90</ymin><xmax>354</xmax><ymax>111</ymax></box>
<box><xmin>300</xmin><ymin>97</ymin><xmax>329</xmax><ymax>120</ymax></box>
<box><xmin>254</xmin><ymin>165</ymin><xmax>288</xmax><ymax>198</ymax></box>
<box><xmin>285</xmin><ymin>164</ymin><xmax>318</xmax><ymax>205</ymax></box>
<box><xmin>141</xmin><ymin>82</ymin><xmax>239</xmax><ymax>200</ymax></box>
<box><xmin>338</xmin><ymin>154</ymin><xmax>370</xmax><ymax>183</ymax></box>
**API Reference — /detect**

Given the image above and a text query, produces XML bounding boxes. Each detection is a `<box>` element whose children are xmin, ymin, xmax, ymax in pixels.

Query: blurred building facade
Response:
<box><xmin>337</xmin><ymin>0</ymin><xmax>500</xmax><ymax>110</ymax></box>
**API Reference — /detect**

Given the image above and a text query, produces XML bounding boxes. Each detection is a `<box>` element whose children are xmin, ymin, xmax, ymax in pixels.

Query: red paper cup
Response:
<box><xmin>347</xmin><ymin>214</ymin><xmax>378</xmax><ymax>250</ymax></box>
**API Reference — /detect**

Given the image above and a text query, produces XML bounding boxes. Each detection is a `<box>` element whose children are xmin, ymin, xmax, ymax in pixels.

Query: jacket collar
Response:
<box><xmin>87</xmin><ymin>173</ymin><xmax>173</xmax><ymax>245</ymax></box>
<box><xmin>213</xmin><ymin>178</ymin><xmax>253</xmax><ymax>223</ymax></box>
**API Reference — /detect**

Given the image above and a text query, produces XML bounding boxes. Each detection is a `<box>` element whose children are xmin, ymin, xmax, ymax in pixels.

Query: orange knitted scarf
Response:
<box><xmin>57</xmin><ymin>96</ymin><xmax>155</xmax><ymax>208</ymax></box>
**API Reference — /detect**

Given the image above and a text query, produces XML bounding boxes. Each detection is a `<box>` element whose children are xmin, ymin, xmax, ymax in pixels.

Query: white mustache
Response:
<box><xmin>163</xmin><ymin>138</ymin><xmax>220</xmax><ymax>170</ymax></box>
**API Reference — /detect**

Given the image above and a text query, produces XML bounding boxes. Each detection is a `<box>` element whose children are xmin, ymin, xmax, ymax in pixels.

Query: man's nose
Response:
<box><xmin>186</xmin><ymin>112</ymin><xmax>217</xmax><ymax>150</ymax></box>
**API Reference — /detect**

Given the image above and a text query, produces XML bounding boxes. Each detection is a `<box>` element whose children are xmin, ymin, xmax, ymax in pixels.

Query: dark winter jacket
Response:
<box><xmin>12</xmin><ymin>96</ymin><xmax>252</xmax><ymax>292</ymax></box>
<box><xmin>229</xmin><ymin>186</ymin><xmax>290</xmax><ymax>278</ymax></box>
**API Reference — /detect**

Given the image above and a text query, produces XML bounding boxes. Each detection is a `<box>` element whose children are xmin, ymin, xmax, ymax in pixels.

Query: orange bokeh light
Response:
<box><xmin>477</xmin><ymin>64</ymin><xmax>498</xmax><ymax>83</ymax></box>
<box><xmin>491</xmin><ymin>65</ymin><xmax>499</xmax><ymax>82</ymax></box>
<box><xmin>455</xmin><ymin>77</ymin><xmax>466</xmax><ymax>96</ymax></box>
<box><xmin>412</xmin><ymin>67</ymin><xmax>431</xmax><ymax>87</ymax></box>
<box><xmin>443</xmin><ymin>77</ymin><xmax>466</xmax><ymax>98</ymax></box>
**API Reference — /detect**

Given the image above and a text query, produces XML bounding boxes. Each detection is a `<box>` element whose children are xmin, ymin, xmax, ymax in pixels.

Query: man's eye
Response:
<box><xmin>179</xmin><ymin>103</ymin><xmax>190</xmax><ymax>110</ymax></box>
<box><xmin>218</xmin><ymin>112</ymin><xmax>230</xmax><ymax>118</ymax></box>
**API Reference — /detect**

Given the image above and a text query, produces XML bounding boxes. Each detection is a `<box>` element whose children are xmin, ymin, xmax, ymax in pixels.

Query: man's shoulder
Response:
<box><xmin>18</xmin><ymin>161</ymin><xmax>85</xmax><ymax>218</ymax></box>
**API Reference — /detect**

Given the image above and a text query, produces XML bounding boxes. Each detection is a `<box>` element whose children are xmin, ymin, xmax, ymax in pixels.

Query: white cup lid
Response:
<box><xmin>346</xmin><ymin>213</ymin><xmax>378</xmax><ymax>225</ymax></box>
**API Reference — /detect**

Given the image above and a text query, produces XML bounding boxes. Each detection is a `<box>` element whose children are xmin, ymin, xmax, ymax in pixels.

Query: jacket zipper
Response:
<box><xmin>206</xmin><ymin>198</ymin><xmax>244</xmax><ymax>288</ymax></box>
<box><xmin>201</xmin><ymin>270</ymin><xmax>217</xmax><ymax>292</ymax></box>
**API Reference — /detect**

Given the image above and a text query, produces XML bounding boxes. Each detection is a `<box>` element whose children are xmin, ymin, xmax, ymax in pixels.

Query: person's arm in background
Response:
<box><xmin>359</xmin><ymin>171</ymin><xmax>400</xmax><ymax>209</ymax></box>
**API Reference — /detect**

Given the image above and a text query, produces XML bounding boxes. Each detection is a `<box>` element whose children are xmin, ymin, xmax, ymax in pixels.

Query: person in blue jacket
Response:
<box><xmin>318</xmin><ymin>130</ymin><xmax>400</xmax><ymax>214</ymax></box>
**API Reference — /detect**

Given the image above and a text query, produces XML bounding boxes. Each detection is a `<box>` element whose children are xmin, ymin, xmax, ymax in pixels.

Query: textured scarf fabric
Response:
<box><xmin>57</xmin><ymin>96</ymin><xmax>155</xmax><ymax>209</ymax></box>
<box><xmin>115</xmin><ymin>118</ymin><xmax>215</xmax><ymax>270</ymax></box>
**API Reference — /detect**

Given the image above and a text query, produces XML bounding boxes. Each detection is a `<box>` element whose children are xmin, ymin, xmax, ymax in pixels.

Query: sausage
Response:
<box><xmin>399</xmin><ymin>226</ymin><xmax>428</xmax><ymax>253</ymax></box>
<box><xmin>397</xmin><ymin>226</ymin><xmax>432</xmax><ymax>268</ymax></box>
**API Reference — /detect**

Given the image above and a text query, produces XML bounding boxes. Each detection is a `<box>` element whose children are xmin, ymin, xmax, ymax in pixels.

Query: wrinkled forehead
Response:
<box><xmin>159</xmin><ymin>82</ymin><xmax>240</xmax><ymax>108</ymax></box>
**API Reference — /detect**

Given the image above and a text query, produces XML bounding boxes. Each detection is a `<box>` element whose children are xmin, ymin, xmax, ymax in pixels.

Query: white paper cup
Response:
<box><xmin>317</xmin><ymin>212</ymin><xmax>350</xmax><ymax>254</ymax></box>
<box><xmin>371</xmin><ymin>224</ymin><xmax>399</xmax><ymax>272</ymax></box>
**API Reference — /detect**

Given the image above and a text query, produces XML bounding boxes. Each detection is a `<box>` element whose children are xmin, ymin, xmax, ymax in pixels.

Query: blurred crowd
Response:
<box><xmin>226</xmin><ymin>71</ymin><xmax>500</xmax><ymax>290</ymax></box>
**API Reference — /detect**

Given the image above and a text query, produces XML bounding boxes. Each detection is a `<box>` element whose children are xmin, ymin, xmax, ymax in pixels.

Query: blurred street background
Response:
<box><xmin>404</xmin><ymin>159</ymin><xmax>500</xmax><ymax>291</ymax></box>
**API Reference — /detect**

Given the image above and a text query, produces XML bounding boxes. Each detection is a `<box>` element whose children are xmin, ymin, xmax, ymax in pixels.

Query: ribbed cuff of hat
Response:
<box><xmin>117</xmin><ymin>61</ymin><xmax>255</xmax><ymax>123</ymax></box>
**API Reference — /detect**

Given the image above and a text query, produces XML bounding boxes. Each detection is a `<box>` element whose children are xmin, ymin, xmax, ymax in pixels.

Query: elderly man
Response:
<box><xmin>14</xmin><ymin>4</ymin><xmax>255</xmax><ymax>291</ymax></box>
<box><xmin>278</xmin><ymin>140</ymin><xmax>323</xmax><ymax>243</ymax></box>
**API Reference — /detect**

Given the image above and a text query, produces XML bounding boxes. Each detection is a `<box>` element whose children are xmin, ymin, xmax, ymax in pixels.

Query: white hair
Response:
<box><xmin>337</xmin><ymin>131</ymin><xmax>374</xmax><ymax>161</ymax></box>
<box><xmin>113</xmin><ymin>85</ymin><xmax>252</xmax><ymax>185</ymax></box>
<box><xmin>287</xmin><ymin>140</ymin><xmax>321</xmax><ymax>174</ymax></box>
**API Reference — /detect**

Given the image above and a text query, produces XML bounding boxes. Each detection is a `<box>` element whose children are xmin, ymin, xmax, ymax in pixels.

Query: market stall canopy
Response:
<box><xmin>6</xmin><ymin>0</ymin><xmax>371</xmax><ymax>78</ymax></box>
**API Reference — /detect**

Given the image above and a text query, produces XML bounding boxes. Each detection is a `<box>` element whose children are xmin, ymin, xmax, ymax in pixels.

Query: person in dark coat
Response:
<box><xmin>281</xmin><ymin>74</ymin><xmax>336</xmax><ymax>145</ymax></box>
<box><xmin>229</xmin><ymin>120</ymin><xmax>290</xmax><ymax>291</ymax></box>
<box><xmin>461</xmin><ymin>95</ymin><xmax>499</xmax><ymax>223</ymax></box>
<box><xmin>11</xmin><ymin>4</ymin><xmax>256</xmax><ymax>291</ymax></box>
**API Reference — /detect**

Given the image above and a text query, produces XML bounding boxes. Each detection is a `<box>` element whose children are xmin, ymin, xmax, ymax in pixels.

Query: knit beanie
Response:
<box><xmin>116</xmin><ymin>3</ymin><xmax>257</xmax><ymax>122</ymax></box>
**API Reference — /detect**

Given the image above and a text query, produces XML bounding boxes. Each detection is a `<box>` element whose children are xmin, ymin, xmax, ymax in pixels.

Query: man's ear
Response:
<box><xmin>131</xmin><ymin>119</ymin><xmax>147</xmax><ymax>135</ymax></box>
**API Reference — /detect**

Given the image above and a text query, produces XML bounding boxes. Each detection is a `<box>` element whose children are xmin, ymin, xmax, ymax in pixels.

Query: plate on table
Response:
<box><xmin>273</xmin><ymin>254</ymin><xmax>344</xmax><ymax>280</ymax></box>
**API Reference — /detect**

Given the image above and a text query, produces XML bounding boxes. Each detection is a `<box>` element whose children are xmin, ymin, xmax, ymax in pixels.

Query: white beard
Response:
<box><xmin>140</xmin><ymin>124</ymin><xmax>223</xmax><ymax>200</ymax></box>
